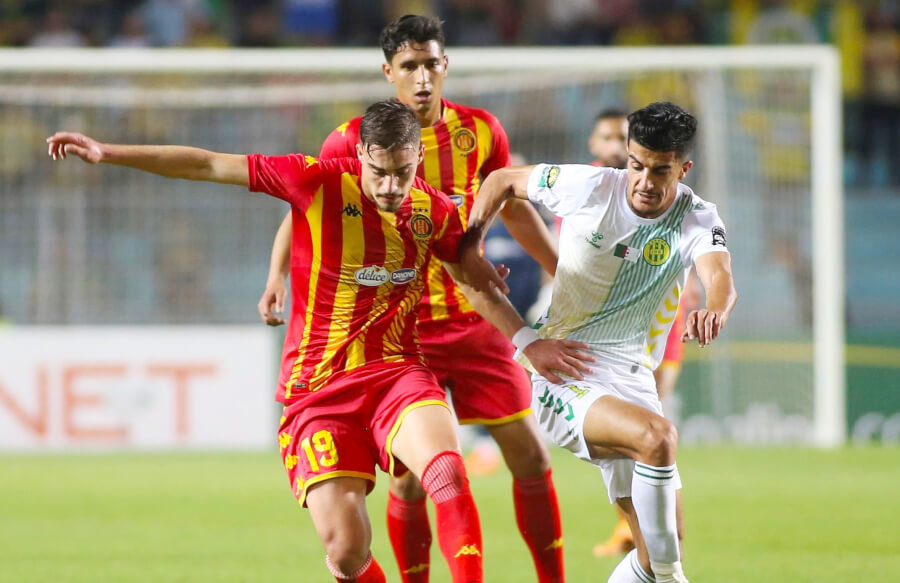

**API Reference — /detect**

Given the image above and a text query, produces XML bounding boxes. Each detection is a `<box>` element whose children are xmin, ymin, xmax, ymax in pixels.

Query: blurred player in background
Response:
<box><xmin>46</xmin><ymin>100</ymin><xmax>587</xmax><ymax>583</ymax></box>
<box><xmin>587</xmin><ymin>107</ymin><xmax>701</xmax><ymax>558</ymax></box>
<box><xmin>588</xmin><ymin>108</ymin><xmax>629</xmax><ymax>169</ymax></box>
<box><xmin>461</xmin><ymin>102</ymin><xmax>738</xmax><ymax>583</ymax></box>
<box><xmin>257</xmin><ymin>15</ymin><xmax>566</xmax><ymax>583</ymax></box>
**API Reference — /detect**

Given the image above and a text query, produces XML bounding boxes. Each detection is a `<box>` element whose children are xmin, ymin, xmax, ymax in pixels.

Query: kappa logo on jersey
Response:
<box><xmin>354</xmin><ymin>265</ymin><xmax>390</xmax><ymax>286</ymax></box>
<box><xmin>614</xmin><ymin>243</ymin><xmax>641</xmax><ymax>263</ymax></box>
<box><xmin>341</xmin><ymin>203</ymin><xmax>362</xmax><ymax>217</ymax></box>
<box><xmin>643</xmin><ymin>238</ymin><xmax>671</xmax><ymax>266</ymax></box>
<box><xmin>539</xmin><ymin>165</ymin><xmax>560</xmax><ymax>188</ymax></box>
<box><xmin>448</xmin><ymin>194</ymin><xmax>465</xmax><ymax>208</ymax></box>
<box><xmin>390</xmin><ymin>268</ymin><xmax>417</xmax><ymax>285</ymax></box>
<box><xmin>410</xmin><ymin>213</ymin><xmax>433</xmax><ymax>238</ymax></box>
<box><xmin>712</xmin><ymin>226</ymin><xmax>727</xmax><ymax>246</ymax></box>
<box><xmin>453</xmin><ymin>128</ymin><xmax>477</xmax><ymax>154</ymax></box>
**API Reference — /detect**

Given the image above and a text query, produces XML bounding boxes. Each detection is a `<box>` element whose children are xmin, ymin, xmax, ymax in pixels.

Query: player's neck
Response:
<box><xmin>417</xmin><ymin>99</ymin><xmax>444</xmax><ymax>128</ymax></box>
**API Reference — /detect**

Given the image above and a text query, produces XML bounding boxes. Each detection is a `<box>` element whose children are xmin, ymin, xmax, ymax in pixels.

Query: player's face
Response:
<box><xmin>588</xmin><ymin>117</ymin><xmax>628</xmax><ymax>168</ymax></box>
<box><xmin>626</xmin><ymin>140</ymin><xmax>692</xmax><ymax>219</ymax></box>
<box><xmin>383</xmin><ymin>41</ymin><xmax>448</xmax><ymax>127</ymax></box>
<box><xmin>357</xmin><ymin>142</ymin><xmax>425</xmax><ymax>213</ymax></box>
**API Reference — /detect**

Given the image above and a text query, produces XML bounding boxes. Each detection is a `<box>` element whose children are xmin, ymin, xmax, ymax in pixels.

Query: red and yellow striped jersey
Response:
<box><xmin>248</xmin><ymin>154</ymin><xmax>464</xmax><ymax>403</ymax></box>
<box><xmin>320</xmin><ymin>98</ymin><xmax>511</xmax><ymax>323</ymax></box>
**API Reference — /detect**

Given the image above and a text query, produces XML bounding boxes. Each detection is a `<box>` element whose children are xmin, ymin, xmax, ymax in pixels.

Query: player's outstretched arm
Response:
<box><xmin>497</xmin><ymin>198</ymin><xmax>558</xmax><ymax>276</ymax></box>
<box><xmin>257</xmin><ymin>211</ymin><xmax>292</xmax><ymax>326</ymax></box>
<box><xmin>684</xmin><ymin>252</ymin><xmax>737</xmax><ymax>347</ymax></box>
<box><xmin>46</xmin><ymin>131</ymin><xmax>249</xmax><ymax>186</ymax></box>
<box><xmin>445</xmin><ymin>262</ymin><xmax>594</xmax><ymax>384</ymax></box>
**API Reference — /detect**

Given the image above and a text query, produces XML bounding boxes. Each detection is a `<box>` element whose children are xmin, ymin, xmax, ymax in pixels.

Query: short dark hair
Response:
<box><xmin>359</xmin><ymin>99</ymin><xmax>421</xmax><ymax>153</ymax></box>
<box><xmin>627</xmin><ymin>102</ymin><xmax>697</xmax><ymax>159</ymax></box>
<box><xmin>595</xmin><ymin>108</ymin><xmax>627</xmax><ymax>123</ymax></box>
<box><xmin>379</xmin><ymin>14</ymin><xmax>445</xmax><ymax>62</ymax></box>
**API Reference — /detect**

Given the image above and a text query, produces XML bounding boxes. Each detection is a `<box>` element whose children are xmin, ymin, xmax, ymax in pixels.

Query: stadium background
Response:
<box><xmin>0</xmin><ymin>1</ymin><xmax>898</xmax><ymax>582</ymax></box>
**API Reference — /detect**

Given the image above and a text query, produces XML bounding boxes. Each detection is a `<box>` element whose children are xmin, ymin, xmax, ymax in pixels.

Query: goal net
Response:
<box><xmin>0</xmin><ymin>47</ymin><xmax>843</xmax><ymax>445</ymax></box>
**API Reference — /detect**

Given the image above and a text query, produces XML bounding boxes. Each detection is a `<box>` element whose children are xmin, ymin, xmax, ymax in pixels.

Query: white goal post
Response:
<box><xmin>0</xmin><ymin>46</ymin><xmax>845</xmax><ymax>446</ymax></box>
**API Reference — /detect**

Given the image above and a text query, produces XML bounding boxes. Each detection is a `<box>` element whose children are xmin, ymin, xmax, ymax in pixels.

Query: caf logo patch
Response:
<box><xmin>453</xmin><ymin>128</ymin><xmax>477</xmax><ymax>154</ymax></box>
<box><xmin>539</xmin><ymin>165</ymin><xmax>560</xmax><ymax>188</ymax></box>
<box><xmin>712</xmin><ymin>226</ymin><xmax>727</xmax><ymax>246</ymax></box>
<box><xmin>410</xmin><ymin>213</ymin><xmax>433</xmax><ymax>238</ymax></box>
<box><xmin>643</xmin><ymin>238</ymin><xmax>670</xmax><ymax>266</ymax></box>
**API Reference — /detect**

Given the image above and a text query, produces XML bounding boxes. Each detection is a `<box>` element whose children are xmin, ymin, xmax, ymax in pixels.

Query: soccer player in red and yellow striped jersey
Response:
<box><xmin>259</xmin><ymin>15</ymin><xmax>566</xmax><ymax>583</ymax></box>
<box><xmin>48</xmin><ymin>100</ymin><xmax>567</xmax><ymax>583</ymax></box>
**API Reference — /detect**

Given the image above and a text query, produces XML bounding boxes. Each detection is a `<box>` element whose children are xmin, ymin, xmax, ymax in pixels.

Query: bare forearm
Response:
<box><xmin>704</xmin><ymin>269</ymin><xmax>737</xmax><ymax>320</ymax></box>
<box><xmin>463</xmin><ymin>166</ymin><xmax>535</xmax><ymax>252</ymax></box>
<box><xmin>267</xmin><ymin>211</ymin><xmax>292</xmax><ymax>284</ymax></box>
<box><xmin>498</xmin><ymin>198</ymin><xmax>558</xmax><ymax>276</ymax></box>
<box><xmin>101</xmin><ymin>143</ymin><xmax>248</xmax><ymax>185</ymax></box>
<box><xmin>458</xmin><ymin>281</ymin><xmax>527</xmax><ymax>338</ymax></box>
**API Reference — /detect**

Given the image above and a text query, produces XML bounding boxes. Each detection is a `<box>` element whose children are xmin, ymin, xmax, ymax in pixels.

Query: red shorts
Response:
<box><xmin>277</xmin><ymin>363</ymin><xmax>448</xmax><ymax>506</ymax></box>
<box><xmin>419</xmin><ymin>314</ymin><xmax>532</xmax><ymax>426</ymax></box>
<box><xmin>661</xmin><ymin>307</ymin><xmax>686</xmax><ymax>367</ymax></box>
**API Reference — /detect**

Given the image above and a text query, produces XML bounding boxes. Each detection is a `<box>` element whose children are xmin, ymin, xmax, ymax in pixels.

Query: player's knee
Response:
<box><xmin>322</xmin><ymin>530</ymin><xmax>370</xmax><ymax>574</ymax></box>
<box><xmin>636</xmin><ymin>418</ymin><xmax>678</xmax><ymax>466</ymax></box>
<box><xmin>388</xmin><ymin>472</ymin><xmax>427</xmax><ymax>501</ymax></box>
<box><xmin>502</xmin><ymin>435</ymin><xmax>551</xmax><ymax>477</ymax></box>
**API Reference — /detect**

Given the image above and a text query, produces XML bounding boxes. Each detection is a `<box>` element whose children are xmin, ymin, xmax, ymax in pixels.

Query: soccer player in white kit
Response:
<box><xmin>459</xmin><ymin>102</ymin><xmax>738</xmax><ymax>583</ymax></box>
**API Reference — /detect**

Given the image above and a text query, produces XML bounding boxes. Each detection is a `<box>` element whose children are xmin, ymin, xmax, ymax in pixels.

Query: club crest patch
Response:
<box><xmin>642</xmin><ymin>238</ymin><xmax>670</xmax><ymax>266</ymax></box>
<box><xmin>453</xmin><ymin>128</ymin><xmax>477</xmax><ymax>155</ymax></box>
<box><xmin>410</xmin><ymin>213</ymin><xmax>433</xmax><ymax>238</ymax></box>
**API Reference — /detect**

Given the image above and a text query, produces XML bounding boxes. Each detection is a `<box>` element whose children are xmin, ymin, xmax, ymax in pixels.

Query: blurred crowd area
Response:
<box><xmin>1</xmin><ymin>0</ymin><xmax>898</xmax><ymax>188</ymax></box>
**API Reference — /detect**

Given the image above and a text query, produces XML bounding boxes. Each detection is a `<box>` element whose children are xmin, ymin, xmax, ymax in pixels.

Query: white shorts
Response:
<box><xmin>531</xmin><ymin>357</ymin><xmax>682</xmax><ymax>504</ymax></box>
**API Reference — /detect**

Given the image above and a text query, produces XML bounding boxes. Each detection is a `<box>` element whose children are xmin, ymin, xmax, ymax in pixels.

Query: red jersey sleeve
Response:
<box><xmin>319</xmin><ymin>118</ymin><xmax>360</xmax><ymax>160</ymax></box>
<box><xmin>247</xmin><ymin>153</ymin><xmax>322</xmax><ymax>209</ymax></box>
<box><xmin>479</xmin><ymin>112</ymin><xmax>512</xmax><ymax>177</ymax></box>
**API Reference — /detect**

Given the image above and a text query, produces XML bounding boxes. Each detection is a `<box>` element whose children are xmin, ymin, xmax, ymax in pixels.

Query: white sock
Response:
<box><xmin>650</xmin><ymin>560</ymin><xmax>688</xmax><ymax>583</ymax></box>
<box><xmin>608</xmin><ymin>549</ymin><xmax>655</xmax><ymax>583</ymax></box>
<box><xmin>631</xmin><ymin>462</ymin><xmax>679</xmax><ymax>564</ymax></box>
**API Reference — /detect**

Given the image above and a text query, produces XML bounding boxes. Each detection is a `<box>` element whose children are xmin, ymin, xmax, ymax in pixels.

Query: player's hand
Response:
<box><xmin>459</xmin><ymin>245</ymin><xmax>510</xmax><ymax>294</ymax></box>
<box><xmin>524</xmin><ymin>339</ymin><xmax>595</xmax><ymax>384</ymax></box>
<box><xmin>682</xmin><ymin>309</ymin><xmax>726</xmax><ymax>347</ymax></box>
<box><xmin>257</xmin><ymin>280</ymin><xmax>287</xmax><ymax>326</ymax></box>
<box><xmin>46</xmin><ymin>132</ymin><xmax>105</xmax><ymax>164</ymax></box>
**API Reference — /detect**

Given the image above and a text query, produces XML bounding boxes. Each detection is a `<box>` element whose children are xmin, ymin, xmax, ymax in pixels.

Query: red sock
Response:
<box><xmin>513</xmin><ymin>470</ymin><xmax>565</xmax><ymax>583</ymax></box>
<box><xmin>387</xmin><ymin>491</ymin><xmax>432</xmax><ymax>583</ymax></box>
<box><xmin>326</xmin><ymin>553</ymin><xmax>386</xmax><ymax>583</ymax></box>
<box><xmin>420</xmin><ymin>451</ymin><xmax>483</xmax><ymax>583</ymax></box>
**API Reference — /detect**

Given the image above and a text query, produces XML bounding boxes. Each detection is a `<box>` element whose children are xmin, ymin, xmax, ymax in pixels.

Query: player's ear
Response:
<box><xmin>382</xmin><ymin>62</ymin><xmax>394</xmax><ymax>83</ymax></box>
<box><xmin>356</xmin><ymin>142</ymin><xmax>365</xmax><ymax>160</ymax></box>
<box><xmin>442</xmin><ymin>54</ymin><xmax>449</xmax><ymax>78</ymax></box>
<box><xmin>680</xmin><ymin>159</ymin><xmax>693</xmax><ymax>179</ymax></box>
<box><xmin>417</xmin><ymin>142</ymin><xmax>425</xmax><ymax>164</ymax></box>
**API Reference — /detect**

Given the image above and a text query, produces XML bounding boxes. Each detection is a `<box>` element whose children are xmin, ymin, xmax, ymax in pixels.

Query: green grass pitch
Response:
<box><xmin>1</xmin><ymin>447</ymin><xmax>898</xmax><ymax>582</ymax></box>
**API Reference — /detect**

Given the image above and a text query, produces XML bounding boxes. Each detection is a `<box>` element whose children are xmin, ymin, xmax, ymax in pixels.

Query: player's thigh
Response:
<box><xmin>485</xmin><ymin>414</ymin><xmax>550</xmax><ymax>477</ymax></box>
<box><xmin>306</xmin><ymin>477</ymin><xmax>373</xmax><ymax>556</ymax></box>
<box><xmin>583</xmin><ymin>395</ymin><xmax>675</xmax><ymax>461</ymax></box>
<box><xmin>421</xmin><ymin>316</ymin><xmax>532</xmax><ymax>425</ymax></box>
<box><xmin>389</xmin><ymin>403</ymin><xmax>461</xmax><ymax>477</ymax></box>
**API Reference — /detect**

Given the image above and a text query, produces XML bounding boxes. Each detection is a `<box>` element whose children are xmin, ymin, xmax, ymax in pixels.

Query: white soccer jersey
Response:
<box><xmin>522</xmin><ymin>164</ymin><xmax>729</xmax><ymax>370</ymax></box>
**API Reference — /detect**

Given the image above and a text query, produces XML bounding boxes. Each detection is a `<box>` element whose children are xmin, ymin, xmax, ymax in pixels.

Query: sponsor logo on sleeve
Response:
<box><xmin>712</xmin><ymin>226</ymin><xmax>727</xmax><ymax>246</ymax></box>
<box><xmin>538</xmin><ymin>165</ymin><xmax>560</xmax><ymax>188</ymax></box>
<box><xmin>354</xmin><ymin>265</ymin><xmax>390</xmax><ymax>286</ymax></box>
<box><xmin>585</xmin><ymin>231</ymin><xmax>604</xmax><ymax>248</ymax></box>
